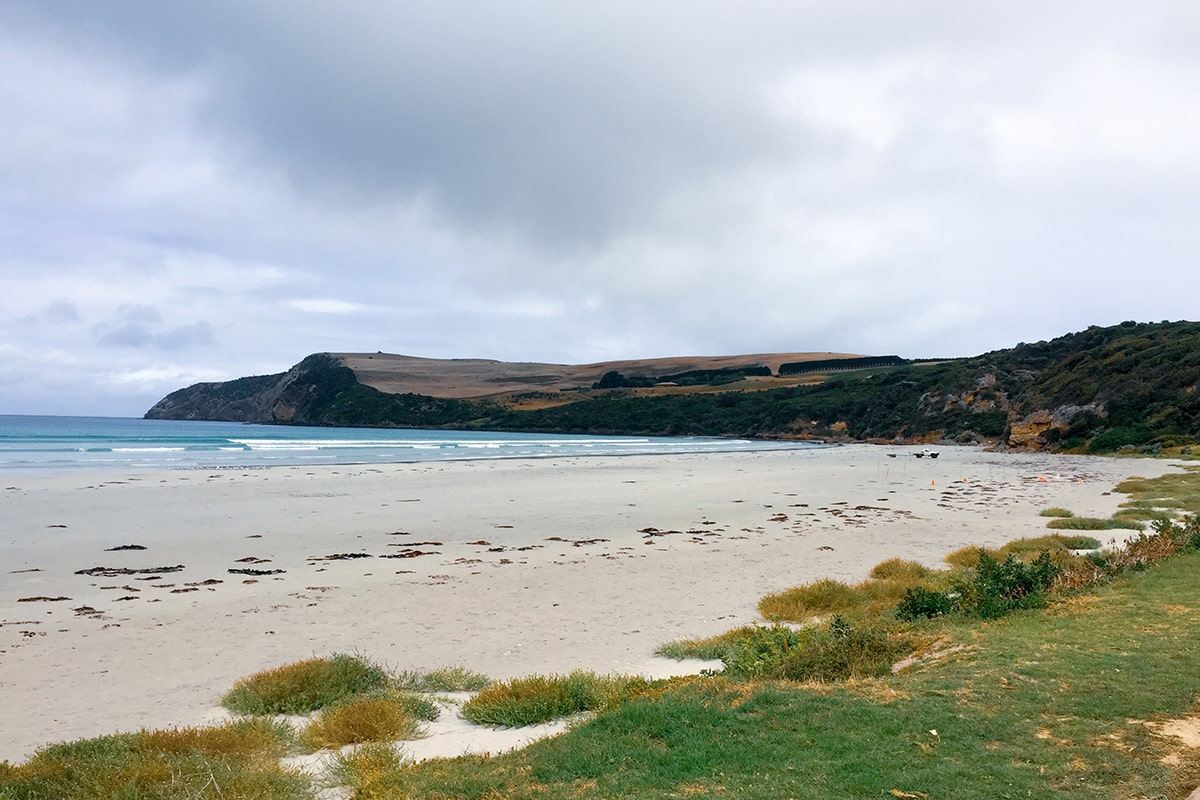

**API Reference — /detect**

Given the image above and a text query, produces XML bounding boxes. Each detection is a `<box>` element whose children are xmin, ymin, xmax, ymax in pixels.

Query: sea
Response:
<box><xmin>0</xmin><ymin>415</ymin><xmax>822</xmax><ymax>474</ymax></box>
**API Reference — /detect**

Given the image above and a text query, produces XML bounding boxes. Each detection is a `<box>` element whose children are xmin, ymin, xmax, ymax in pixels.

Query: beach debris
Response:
<box><xmin>17</xmin><ymin>596</ymin><xmax>71</xmax><ymax>602</ymax></box>
<box><xmin>381</xmin><ymin>549</ymin><xmax>439</xmax><ymax>559</ymax></box>
<box><xmin>113</xmin><ymin>595</ymin><xmax>139</xmax><ymax>601</ymax></box>
<box><xmin>9</xmin><ymin>568</ymin><xmax>42</xmax><ymax>573</ymax></box>
<box><xmin>187</xmin><ymin>579</ymin><xmax>223</xmax><ymax>586</ymax></box>
<box><xmin>235</xmin><ymin>556</ymin><xmax>272</xmax><ymax>563</ymax></box>
<box><xmin>545</xmin><ymin>536</ymin><xmax>609</xmax><ymax>546</ymax></box>
<box><xmin>170</xmin><ymin>587</ymin><xmax>200</xmax><ymax>593</ymax></box>
<box><xmin>72</xmin><ymin>606</ymin><xmax>106</xmax><ymax>618</ymax></box>
<box><xmin>467</xmin><ymin>540</ymin><xmax>492</xmax><ymax>545</ymax></box>
<box><xmin>639</xmin><ymin>527</ymin><xmax>683</xmax><ymax>537</ymax></box>
<box><xmin>308</xmin><ymin>553</ymin><xmax>373</xmax><ymax>561</ymax></box>
<box><xmin>228</xmin><ymin>567</ymin><xmax>286</xmax><ymax>576</ymax></box>
<box><xmin>104</xmin><ymin>544</ymin><xmax>147</xmax><ymax>551</ymax></box>
<box><xmin>75</xmin><ymin>565</ymin><xmax>184</xmax><ymax>577</ymax></box>
<box><xmin>47</xmin><ymin>524</ymin><xmax>67</xmax><ymax>528</ymax></box>
<box><xmin>817</xmin><ymin>545</ymin><xmax>835</xmax><ymax>551</ymax></box>
<box><xmin>388</xmin><ymin>540</ymin><xmax>442</xmax><ymax>546</ymax></box>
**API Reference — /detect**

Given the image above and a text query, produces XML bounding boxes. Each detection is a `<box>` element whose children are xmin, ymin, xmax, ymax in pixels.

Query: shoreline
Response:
<box><xmin>0</xmin><ymin>445</ymin><xmax>1183</xmax><ymax>763</ymax></box>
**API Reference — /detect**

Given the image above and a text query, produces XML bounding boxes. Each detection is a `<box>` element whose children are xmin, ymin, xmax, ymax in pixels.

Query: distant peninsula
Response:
<box><xmin>146</xmin><ymin>320</ymin><xmax>1200</xmax><ymax>454</ymax></box>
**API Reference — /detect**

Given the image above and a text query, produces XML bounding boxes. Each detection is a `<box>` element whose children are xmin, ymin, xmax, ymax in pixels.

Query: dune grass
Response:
<box><xmin>300</xmin><ymin>692</ymin><xmax>427</xmax><ymax>751</ymax></box>
<box><xmin>392</xmin><ymin>665</ymin><xmax>492</xmax><ymax>693</ymax></box>
<box><xmin>1046</xmin><ymin>516</ymin><xmax>1144</xmax><ymax>531</ymax></box>
<box><xmin>1040</xmin><ymin>506</ymin><xmax>1075</xmax><ymax>517</ymax></box>
<box><xmin>0</xmin><ymin>718</ymin><xmax>303</xmax><ymax>800</ymax></box>
<box><xmin>461</xmin><ymin>672</ymin><xmax>650</xmax><ymax>727</ymax></box>
<box><xmin>221</xmin><ymin>653</ymin><xmax>389</xmax><ymax>715</ymax></box>
<box><xmin>325</xmin><ymin>551</ymin><xmax>1200</xmax><ymax>799</ymax></box>
<box><xmin>757</xmin><ymin>576</ymin><xmax>924</xmax><ymax>623</ymax></box>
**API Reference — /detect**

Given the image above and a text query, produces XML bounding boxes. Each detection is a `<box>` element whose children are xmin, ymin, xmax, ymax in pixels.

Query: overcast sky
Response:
<box><xmin>2</xmin><ymin>2</ymin><xmax>1198</xmax><ymax>416</ymax></box>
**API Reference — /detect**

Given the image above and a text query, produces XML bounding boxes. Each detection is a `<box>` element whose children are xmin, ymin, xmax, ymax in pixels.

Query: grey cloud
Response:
<box><xmin>97</xmin><ymin>320</ymin><xmax>214</xmax><ymax>350</ymax></box>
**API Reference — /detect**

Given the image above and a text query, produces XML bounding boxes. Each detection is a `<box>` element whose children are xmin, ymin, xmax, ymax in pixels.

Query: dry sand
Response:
<box><xmin>0</xmin><ymin>444</ymin><xmax>1182</xmax><ymax>764</ymax></box>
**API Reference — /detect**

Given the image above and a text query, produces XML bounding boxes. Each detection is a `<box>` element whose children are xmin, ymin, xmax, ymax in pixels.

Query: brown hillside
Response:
<box><xmin>334</xmin><ymin>352</ymin><xmax>865</xmax><ymax>399</ymax></box>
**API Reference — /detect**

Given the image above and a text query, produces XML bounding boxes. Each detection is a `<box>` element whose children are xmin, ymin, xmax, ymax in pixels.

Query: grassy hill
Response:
<box><xmin>145</xmin><ymin>320</ymin><xmax>1200</xmax><ymax>453</ymax></box>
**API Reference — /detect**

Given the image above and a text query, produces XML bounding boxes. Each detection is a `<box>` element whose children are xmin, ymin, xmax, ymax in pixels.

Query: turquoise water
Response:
<box><xmin>0</xmin><ymin>416</ymin><xmax>819</xmax><ymax>473</ymax></box>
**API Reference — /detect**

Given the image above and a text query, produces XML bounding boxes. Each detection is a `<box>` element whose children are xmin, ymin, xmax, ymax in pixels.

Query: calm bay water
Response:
<box><xmin>0</xmin><ymin>415</ymin><xmax>820</xmax><ymax>473</ymax></box>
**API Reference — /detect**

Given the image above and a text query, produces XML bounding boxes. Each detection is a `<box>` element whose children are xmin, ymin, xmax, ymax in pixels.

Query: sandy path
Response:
<box><xmin>0</xmin><ymin>445</ymin><xmax>1180</xmax><ymax>763</ymax></box>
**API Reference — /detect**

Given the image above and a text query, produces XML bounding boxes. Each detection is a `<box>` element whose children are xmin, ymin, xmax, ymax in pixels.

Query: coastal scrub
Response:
<box><xmin>222</xmin><ymin>653</ymin><xmax>389</xmax><ymax>715</ymax></box>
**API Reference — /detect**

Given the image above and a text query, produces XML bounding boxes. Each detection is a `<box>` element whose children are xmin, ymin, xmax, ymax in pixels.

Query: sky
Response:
<box><xmin>2</xmin><ymin>2</ymin><xmax>1199</xmax><ymax>417</ymax></box>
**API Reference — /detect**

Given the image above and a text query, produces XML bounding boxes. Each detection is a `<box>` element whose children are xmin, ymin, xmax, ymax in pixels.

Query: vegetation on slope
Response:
<box><xmin>145</xmin><ymin>320</ymin><xmax>1200</xmax><ymax>452</ymax></box>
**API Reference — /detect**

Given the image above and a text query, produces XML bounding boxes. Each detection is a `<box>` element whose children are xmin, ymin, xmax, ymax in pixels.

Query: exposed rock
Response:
<box><xmin>1008</xmin><ymin>411</ymin><xmax>1054</xmax><ymax>448</ymax></box>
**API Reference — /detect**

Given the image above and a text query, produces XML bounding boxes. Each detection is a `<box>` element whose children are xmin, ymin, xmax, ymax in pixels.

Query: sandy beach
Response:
<box><xmin>0</xmin><ymin>444</ymin><xmax>1183</xmax><ymax>764</ymax></box>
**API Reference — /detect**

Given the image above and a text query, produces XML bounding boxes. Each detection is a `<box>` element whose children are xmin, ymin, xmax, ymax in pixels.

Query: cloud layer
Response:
<box><xmin>2</xmin><ymin>2</ymin><xmax>1199</xmax><ymax>415</ymax></box>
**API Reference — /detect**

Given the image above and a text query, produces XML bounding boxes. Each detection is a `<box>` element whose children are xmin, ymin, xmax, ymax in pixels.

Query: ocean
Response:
<box><xmin>0</xmin><ymin>415</ymin><xmax>821</xmax><ymax>473</ymax></box>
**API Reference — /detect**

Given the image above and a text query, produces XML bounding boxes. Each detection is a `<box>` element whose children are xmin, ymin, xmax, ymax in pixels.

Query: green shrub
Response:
<box><xmin>779</xmin><ymin>617</ymin><xmax>913</xmax><ymax>683</ymax></box>
<box><xmin>222</xmin><ymin>653</ymin><xmax>388</xmax><ymax>715</ymax></box>
<box><xmin>895</xmin><ymin>586</ymin><xmax>957</xmax><ymax>621</ymax></box>
<box><xmin>721</xmin><ymin>623</ymin><xmax>803</xmax><ymax>680</ymax></box>
<box><xmin>973</xmin><ymin>550</ymin><xmax>1060</xmax><ymax>619</ymax></box>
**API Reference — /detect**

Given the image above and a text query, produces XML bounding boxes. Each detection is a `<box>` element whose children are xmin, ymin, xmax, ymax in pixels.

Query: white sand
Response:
<box><xmin>0</xmin><ymin>444</ymin><xmax>1182</xmax><ymax>763</ymax></box>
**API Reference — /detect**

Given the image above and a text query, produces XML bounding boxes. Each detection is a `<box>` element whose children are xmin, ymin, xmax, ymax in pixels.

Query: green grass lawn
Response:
<box><xmin>333</xmin><ymin>552</ymin><xmax>1200</xmax><ymax>799</ymax></box>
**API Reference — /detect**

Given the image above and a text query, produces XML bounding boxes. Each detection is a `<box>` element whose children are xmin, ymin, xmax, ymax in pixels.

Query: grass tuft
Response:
<box><xmin>1040</xmin><ymin>506</ymin><xmax>1075</xmax><ymax>517</ymax></box>
<box><xmin>221</xmin><ymin>652</ymin><xmax>388</xmax><ymax>715</ymax></box>
<box><xmin>0</xmin><ymin>719</ymin><xmax>304</xmax><ymax>800</ymax></box>
<box><xmin>657</xmin><ymin>625</ymin><xmax>774</xmax><ymax>662</ymax></box>
<box><xmin>328</xmin><ymin>742</ymin><xmax>407</xmax><ymax>797</ymax></box>
<box><xmin>867</xmin><ymin>557</ymin><xmax>938</xmax><ymax>581</ymax></box>
<box><xmin>462</xmin><ymin>671</ymin><xmax>649</xmax><ymax>727</ymax></box>
<box><xmin>393</xmin><ymin>665</ymin><xmax>492</xmax><ymax>693</ymax></box>
<box><xmin>300</xmin><ymin>692</ymin><xmax>425</xmax><ymax>751</ymax></box>
<box><xmin>1046</xmin><ymin>516</ymin><xmax>1144</xmax><ymax>531</ymax></box>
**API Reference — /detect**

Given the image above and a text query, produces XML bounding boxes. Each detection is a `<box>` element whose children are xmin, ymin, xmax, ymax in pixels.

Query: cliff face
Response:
<box><xmin>145</xmin><ymin>354</ymin><xmax>357</xmax><ymax>425</ymax></box>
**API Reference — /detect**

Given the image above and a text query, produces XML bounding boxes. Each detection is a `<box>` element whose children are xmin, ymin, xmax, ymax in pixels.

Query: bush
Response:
<box><xmin>896</xmin><ymin>586</ymin><xmax>957</xmax><ymax>621</ymax></box>
<box><xmin>721</xmin><ymin>623</ymin><xmax>803</xmax><ymax>680</ymax></box>
<box><xmin>973</xmin><ymin>550</ymin><xmax>1060</xmax><ymax>620</ymax></box>
<box><xmin>222</xmin><ymin>653</ymin><xmax>389</xmax><ymax>715</ymax></box>
<box><xmin>779</xmin><ymin>617</ymin><xmax>913</xmax><ymax>682</ymax></box>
